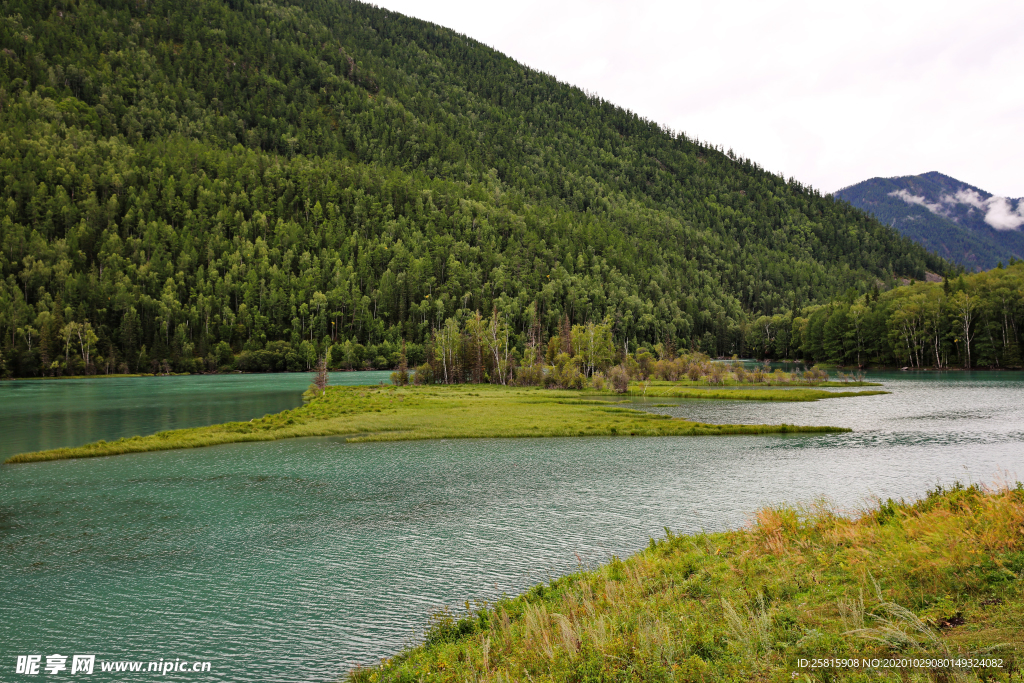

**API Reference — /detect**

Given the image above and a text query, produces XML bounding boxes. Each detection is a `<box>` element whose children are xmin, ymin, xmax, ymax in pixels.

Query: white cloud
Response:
<box><xmin>981</xmin><ymin>196</ymin><xmax>1024</xmax><ymax>230</ymax></box>
<box><xmin>889</xmin><ymin>189</ymin><xmax>948</xmax><ymax>216</ymax></box>
<box><xmin>896</xmin><ymin>188</ymin><xmax>1024</xmax><ymax>230</ymax></box>
<box><xmin>947</xmin><ymin>188</ymin><xmax>986</xmax><ymax>209</ymax></box>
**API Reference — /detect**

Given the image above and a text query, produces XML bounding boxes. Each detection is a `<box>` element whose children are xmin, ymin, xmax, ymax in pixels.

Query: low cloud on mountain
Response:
<box><xmin>888</xmin><ymin>189</ymin><xmax>947</xmax><ymax>215</ymax></box>
<box><xmin>888</xmin><ymin>188</ymin><xmax>1024</xmax><ymax>231</ymax></box>
<box><xmin>983</xmin><ymin>197</ymin><xmax>1024</xmax><ymax>231</ymax></box>
<box><xmin>951</xmin><ymin>188</ymin><xmax>986</xmax><ymax>210</ymax></box>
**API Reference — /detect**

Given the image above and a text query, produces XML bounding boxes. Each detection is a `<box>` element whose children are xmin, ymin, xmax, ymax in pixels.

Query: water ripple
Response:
<box><xmin>1</xmin><ymin>372</ymin><xmax>1023</xmax><ymax>681</ymax></box>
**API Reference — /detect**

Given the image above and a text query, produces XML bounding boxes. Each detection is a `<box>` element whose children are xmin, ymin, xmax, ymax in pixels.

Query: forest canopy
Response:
<box><xmin>1</xmin><ymin>0</ymin><xmax>955</xmax><ymax>377</ymax></box>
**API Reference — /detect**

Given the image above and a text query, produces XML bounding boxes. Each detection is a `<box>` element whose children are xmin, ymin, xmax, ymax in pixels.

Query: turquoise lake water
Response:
<box><xmin>1</xmin><ymin>371</ymin><xmax>1022</xmax><ymax>681</ymax></box>
<box><xmin>0</xmin><ymin>371</ymin><xmax>391</xmax><ymax>461</ymax></box>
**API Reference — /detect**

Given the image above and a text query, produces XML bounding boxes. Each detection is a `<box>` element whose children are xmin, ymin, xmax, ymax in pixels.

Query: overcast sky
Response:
<box><xmin>373</xmin><ymin>0</ymin><xmax>1024</xmax><ymax>198</ymax></box>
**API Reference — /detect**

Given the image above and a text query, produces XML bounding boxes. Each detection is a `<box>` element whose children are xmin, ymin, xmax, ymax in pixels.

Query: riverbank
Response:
<box><xmin>3</xmin><ymin>383</ymin><xmax>875</xmax><ymax>464</ymax></box>
<box><xmin>347</xmin><ymin>483</ymin><xmax>1024</xmax><ymax>683</ymax></box>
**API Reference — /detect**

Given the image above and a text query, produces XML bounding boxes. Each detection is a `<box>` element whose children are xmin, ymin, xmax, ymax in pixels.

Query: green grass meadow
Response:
<box><xmin>3</xmin><ymin>382</ymin><xmax>870</xmax><ymax>463</ymax></box>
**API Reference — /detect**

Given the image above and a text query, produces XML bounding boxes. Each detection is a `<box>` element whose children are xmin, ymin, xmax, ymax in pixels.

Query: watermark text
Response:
<box><xmin>15</xmin><ymin>655</ymin><xmax>211</xmax><ymax>675</ymax></box>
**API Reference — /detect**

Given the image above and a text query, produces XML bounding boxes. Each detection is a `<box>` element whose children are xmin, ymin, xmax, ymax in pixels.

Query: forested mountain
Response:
<box><xmin>836</xmin><ymin>172</ymin><xmax>1024</xmax><ymax>271</ymax></box>
<box><xmin>1</xmin><ymin>0</ymin><xmax>947</xmax><ymax>377</ymax></box>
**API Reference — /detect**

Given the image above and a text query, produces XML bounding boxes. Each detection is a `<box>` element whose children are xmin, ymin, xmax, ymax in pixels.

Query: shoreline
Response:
<box><xmin>3</xmin><ymin>383</ymin><xmax>874</xmax><ymax>464</ymax></box>
<box><xmin>4</xmin><ymin>363</ymin><xmax>1023</xmax><ymax>383</ymax></box>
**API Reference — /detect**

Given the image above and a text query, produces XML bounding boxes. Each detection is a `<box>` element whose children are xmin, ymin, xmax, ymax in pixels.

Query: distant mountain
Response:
<box><xmin>836</xmin><ymin>172</ymin><xmax>1024</xmax><ymax>271</ymax></box>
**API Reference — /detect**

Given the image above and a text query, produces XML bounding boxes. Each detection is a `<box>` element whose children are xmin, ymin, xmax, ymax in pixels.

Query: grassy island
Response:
<box><xmin>2</xmin><ymin>382</ymin><xmax>880</xmax><ymax>464</ymax></box>
<box><xmin>633</xmin><ymin>380</ymin><xmax>885</xmax><ymax>402</ymax></box>
<box><xmin>347</xmin><ymin>483</ymin><xmax>1024</xmax><ymax>683</ymax></box>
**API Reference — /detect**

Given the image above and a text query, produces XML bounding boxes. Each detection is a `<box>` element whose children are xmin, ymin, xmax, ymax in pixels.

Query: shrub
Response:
<box><xmin>636</xmin><ymin>350</ymin><xmax>656</xmax><ymax>379</ymax></box>
<box><xmin>609</xmin><ymin>365</ymin><xmax>630</xmax><ymax>393</ymax></box>
<box><xmin>751</xmin><ymin>362</ymin><xmax>769</xmax><ymax>383</ymax></box>
<box><xmin>687</xmin><ymin>362</ymin><xmax>702</xmax><ymax>382</ymax></box>
<box><xmin>215</xmin><ymin>341</ymin><xmax>234</xmax><ymax>368</ymax></box>
<box><xmin>412</xmin><ymin>363</ymin><xmax>433</xmax><ymax>385</ymax></box>
<box><xmin>563</xmin><ymin>368</ymin><xmax>586</xmax><ymax>390</ymax></box>
<box><xmin>515</xmin><ymin>362</ymin><xmax>544</xmax><ymax>386</ymax></box>
<box><xmin>547</xmin><ymin>353</ymin><xmax>586</xmax><ymax>389</ymax></box>
<box><xmin>654</xmin><ymin>358</ymin><xmax>683</xmax><ymax>381</ymax></box>
<box><xmin>708</xmin><ymin>363</ymin><xmax>726</xmax><ymax>385</ymax></box>
<box><xmin>234</xmin><ymin>350</ymin><xmax>260</xmax><ymax>372</ymax></box>
<box><xmin>285</xmin><ymin>351</ymin><xmax>304</xmax><ymax>372</ymax></box>
<box><xmin>422</xmin><ymin>608</ymin><xmax>479</xmax><ymax>647</ymax></box>
<box><xmin>625</xmin><ymin>355</ymin><xmax>642</xmax><ymax>379</ymax></box>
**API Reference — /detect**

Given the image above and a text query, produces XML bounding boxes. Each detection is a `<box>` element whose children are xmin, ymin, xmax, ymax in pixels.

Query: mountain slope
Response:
<box><xmin>836</xmin><ymin>172</ymin><xmax>1024</xmax><ymax>271</ymax></box>
<box><xmin>0</xmin><ymin>0</ymin><xmax>946</xmax><ymax>376</ymax></box>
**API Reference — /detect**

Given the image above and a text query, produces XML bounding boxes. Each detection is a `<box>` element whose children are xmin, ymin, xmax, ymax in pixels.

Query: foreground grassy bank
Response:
<box><xmin>3</xmin><ymin>383</ymin><xmax>867</xmax><ymax>464</ymax></box>
<box><xmin>348</xmin><ymin>484</ymin><xmax>1024</xmax><ymax>683</ymax></box>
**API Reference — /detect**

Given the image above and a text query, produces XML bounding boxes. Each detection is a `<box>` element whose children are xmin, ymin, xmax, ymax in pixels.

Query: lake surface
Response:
<box><xmin>0</xmin><ymin>371</ymin><xmax>391</xmax><ymax>461</ymax></box>
<box><xmin>2</xmin><ymin>371</ymin><xmax>1023</xmax><ymax>682</ymax></box>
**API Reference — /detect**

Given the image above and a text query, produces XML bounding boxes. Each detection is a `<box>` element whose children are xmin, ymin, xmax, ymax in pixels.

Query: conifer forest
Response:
<box><xmin>2</xmin><ymin>0</ymin><xmax>1020</xmax><ymax>379</ymax></box>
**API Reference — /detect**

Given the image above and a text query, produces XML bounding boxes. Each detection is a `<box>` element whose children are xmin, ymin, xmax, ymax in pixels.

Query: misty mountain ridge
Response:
<box><xmin>836</xmin><ymin>172</ymin><xmax>1024</xmax><ymax>270</ymax></box>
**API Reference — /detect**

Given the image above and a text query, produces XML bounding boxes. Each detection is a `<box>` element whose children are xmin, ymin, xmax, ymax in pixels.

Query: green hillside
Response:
<box><xmin>0</xmin><ymin>0</ymin><xmax>947</xmax><ymax>377</ymax></box>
